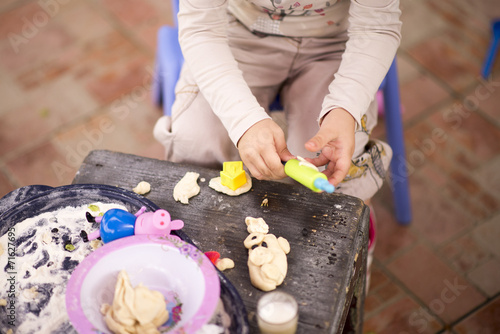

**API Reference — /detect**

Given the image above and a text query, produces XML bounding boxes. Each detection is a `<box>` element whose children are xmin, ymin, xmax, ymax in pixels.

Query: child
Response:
<box><xmin>154</xmin><ymin>0</ymin><xmax>402</xmax><ymax>285</ymax></box>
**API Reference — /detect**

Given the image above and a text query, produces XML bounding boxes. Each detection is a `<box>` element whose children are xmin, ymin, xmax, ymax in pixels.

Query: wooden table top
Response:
<box><xmin>73</xmin><ymin>150</ymin><xmax>369</xmax><ymax>334</ymax></box>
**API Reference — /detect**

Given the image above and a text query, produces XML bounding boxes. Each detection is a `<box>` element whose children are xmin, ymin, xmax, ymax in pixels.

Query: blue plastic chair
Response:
<box><xmin>152</xmin><ymin>24</ymin><xmax>182</xmax><ymax>117</ymax></box>
<box><xmin>380</xmin><ymin>59</ymin><xmax>412</xmax><ymax>224</ymax></box>
<box><xmin>482</xmin><ymin>19</ymin><xmax>500</xmax><ymax>78</ymax></box>
<box><xmin>152</xmin><ymin>0</ymin><xmax>181</xmax><ymax>117</ymax></box>
<box><xmin>152</xmin><ymin>8</ymin><xmax>412</xmax><ymax>225</ymax></box>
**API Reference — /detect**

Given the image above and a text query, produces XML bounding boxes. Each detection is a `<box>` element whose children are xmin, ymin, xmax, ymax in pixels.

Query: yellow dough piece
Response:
<box><xmin>102</xmin><ymin>270</ymin><xmax>169</xmax><ymax>334</ymax></box>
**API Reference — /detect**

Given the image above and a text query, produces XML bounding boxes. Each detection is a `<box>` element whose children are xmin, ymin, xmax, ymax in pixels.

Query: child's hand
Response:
<box><xmin>305</xmin><ymin>108</ymin><xmax>356</xmax><ymax>186</ymax></box>
<box><xmin>237</xmin><ymin>119</ymin><xmax>294</xmax><ymax>180</ymax></box>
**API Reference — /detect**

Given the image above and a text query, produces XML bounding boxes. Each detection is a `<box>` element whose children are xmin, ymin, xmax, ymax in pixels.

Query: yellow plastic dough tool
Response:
<box><xmin>284</xmin><ymin>158</ymin><xmax>334</xmax><ymax>193</ymax></box>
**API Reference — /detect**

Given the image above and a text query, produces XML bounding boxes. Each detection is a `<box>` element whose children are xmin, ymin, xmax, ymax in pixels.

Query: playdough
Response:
<box><xmin>216</xmin><ymin>258</ymin><xmax>235</xmax><ymax>271</ymax></box>
<box><xmin>133</xmin><ymin>181</ymin><xmax>151</xmax><ymax>195</ymax></box>
<box><xmin>173</xmin><ymin>172</ymin><xmax>200</xmax><ymax>204</ymax></box>
<box><xmin>0</xmin><ymin>202</ymin><xmax>126</xmax><ymax>333</ymax></box>
<box><xmin>245</xmin><ymin>217</ymin><xmax>269</xmax><ymax>234</ymax></box>
<box><xmin>101</xmin><ymin>270</ymin><xmax>169</xmax><ymax>334</ymax></box>
<box><xmin>296</xmin><ymin>156</ymin><xmax>318</xmax><ymax>170</ymax></box>
<box><xmin>209</xmin><ymin>172</ymin><xmax>252</xmax><ymax>196</ymax></box>
<box><xmin>243</xmin><ymin>217</ymin><xmax>290</xmax><ymax>291</ymax></box>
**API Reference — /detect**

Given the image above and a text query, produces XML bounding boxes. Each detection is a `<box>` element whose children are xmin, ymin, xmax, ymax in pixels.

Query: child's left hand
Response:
<box><xmin>305</xmin><ymin>108</ymin><xmax>356</xmax><ymax>187</ymax></box>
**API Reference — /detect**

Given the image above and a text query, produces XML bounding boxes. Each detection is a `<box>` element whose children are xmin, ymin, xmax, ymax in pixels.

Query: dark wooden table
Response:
<box><xmin>73</xmin><ymin>150</ymin><xmax>369</xmax><ymax>334</ymax></box>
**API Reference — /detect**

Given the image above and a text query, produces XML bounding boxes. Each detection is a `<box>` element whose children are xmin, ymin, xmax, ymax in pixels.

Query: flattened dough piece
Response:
<box><xmin>209</xmin><ymin>172</ymin><xmax>252</xmax><ymax>196</ymax></box>
<box><xmin>173</xmin><ymin>172</ymin><xmax>200</xmax><ymax>204</ymax></box>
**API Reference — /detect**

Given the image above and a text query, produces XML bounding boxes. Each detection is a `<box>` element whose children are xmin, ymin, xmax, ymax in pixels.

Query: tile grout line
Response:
<box><xmin>447</xmin><ymin>291</ymin><xmax>500</xmax><ymax>331</ymax></box>
<box><xmin>417</xmin><ymin>139</ymin><xmax>500</xmax><ymax>222</ymax></box>
<box><xmin>87</xmin><ymin>0</ymin><xmax>157</xmax><ymax>59</ymax></box>
<box><xmin>363</xmin><ymin>261</ymin><xmax>408</xmax><ymax>319</ymax></box>
<box><xmin>0</xmin><ymin>98</ymin><xmax>124</xmax><ymax>166</ymax></box>
<box><xmin>400</xmin><ymin>95</ymin><xmax>455</xmax><ymax>130</ymax></box>
<box><xmin>397</xmin><ymin>49</ymin><xmax>460</xmax><ymax>99</ymax></box>
<box><xmin>373</xmin><ymin>254</ymin><xmax>448</xmax><ymax>331</ymax></box>
<box><xmin>427</xmin><ymin>237</ymin><xmax>492</xmax><ymax>302</ymax></box>
<box><xmin>400</xmin><ymin>48</ymin><xmax>500</xmax><ymax>114</ymax></box>
<box><xmin>374</xmin><ymin>233</ymin><xmax>495</xmax><ymax>330</ymax></box>
<box><xmin>0</xmin><ymin>163</ymin><xmax>21</xmax><ymax>189</ymax></box>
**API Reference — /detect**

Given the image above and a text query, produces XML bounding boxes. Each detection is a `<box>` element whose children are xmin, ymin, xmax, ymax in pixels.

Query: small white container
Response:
<box><xmin>257</xmin><ymin>291</ymin><xmax>298</xmax><ymax>334</ymax></box>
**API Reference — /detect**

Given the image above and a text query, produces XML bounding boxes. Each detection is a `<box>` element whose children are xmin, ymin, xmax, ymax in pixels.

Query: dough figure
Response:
<box><xmin>243</xmin><ymin>218</ymin><xmax>290</xmax><ymax>291</ymax></box>
<box><xmin>173</xmin><ymin>172</ymin><xmax>200</xmax><ymax>204</ymax></box>
<box><xmin>101</xmin><ymin>270</ymin><xmax>169</xmax><ymax>334</ymax></box>
<box><xmin>209</xmin><ymin>172</ymin><xmax>252</xmax><ymax>196</ymax></box>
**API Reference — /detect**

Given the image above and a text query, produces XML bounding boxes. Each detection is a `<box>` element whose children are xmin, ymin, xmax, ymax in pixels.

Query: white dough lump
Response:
<box><xmin>173</xmin><ymin>172</ymin><xmax>201</xmax><ymax>204</ymax></box>
<box><xmin>133</xmin><ymin>181</ymin><xmax>151</xmax><ymax>195</ymax></box>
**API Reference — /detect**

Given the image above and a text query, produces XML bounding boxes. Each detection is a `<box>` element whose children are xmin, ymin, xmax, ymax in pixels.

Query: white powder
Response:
<box><xmin>0</xmin><ymin>202</ymin><xmax>126</xmax><ymax>334</ymax></box>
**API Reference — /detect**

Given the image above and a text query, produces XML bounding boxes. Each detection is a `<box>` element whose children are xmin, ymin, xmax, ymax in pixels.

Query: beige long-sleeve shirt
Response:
<box><xmin>178</xmin><ymin>0</ymin><xmax>401</xmax><ymax>146</ymax></box>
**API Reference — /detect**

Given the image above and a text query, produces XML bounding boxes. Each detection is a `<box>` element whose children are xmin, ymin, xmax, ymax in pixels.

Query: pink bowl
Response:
<box><xmin>66</xmin><ymin>235</ymin><xmax>220</xmax><ymax>333</ymax></box>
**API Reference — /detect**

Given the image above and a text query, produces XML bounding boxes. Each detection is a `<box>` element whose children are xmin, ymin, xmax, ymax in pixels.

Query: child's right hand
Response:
<box><xmin>305</xmin><ymin>108</ymin><xmax>356</xmax><ymax>186</ymax></box>
<box><xmin>237</xmin><ymin>119</ymin><xmax>294</xmax><ymax>180</ymax></box>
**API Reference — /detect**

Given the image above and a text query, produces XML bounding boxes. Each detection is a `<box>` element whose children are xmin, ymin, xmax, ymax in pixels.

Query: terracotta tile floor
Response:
<box><xmin>1</xmin><ymin>0</ymin><xmax>499</xmax><ymax>333</ymax></box>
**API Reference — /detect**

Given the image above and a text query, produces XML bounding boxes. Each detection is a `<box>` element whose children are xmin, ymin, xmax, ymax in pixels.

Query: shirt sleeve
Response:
<box><xmin>177</xmin><ymin>0</ymin><xmax>271</xmax><ymax>147</ymax></box>
<box><xmin>319</xmin><ymin>0</ymin><xmax>402</xmax><ymax>128</ymax></box>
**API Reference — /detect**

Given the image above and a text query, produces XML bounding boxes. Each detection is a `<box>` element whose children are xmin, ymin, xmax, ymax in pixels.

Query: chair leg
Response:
<box><xmin>155</xmin><ymin>25</ymin><xmax>183</xmax><ymax>117</ymax></box>
<box><xmin>481</xmin><ymin>19</ymin><xmax>500</xmax><ymax>79</ymax></box>
<box><xmin>151</xmin><ymin>54</ymin><xmax>164</xmax><ymax>108</ymax></box>
<box><xmin>383</xmin><ymin>58</ymin><xmax>412</xmax><ymax>225</ymax></box>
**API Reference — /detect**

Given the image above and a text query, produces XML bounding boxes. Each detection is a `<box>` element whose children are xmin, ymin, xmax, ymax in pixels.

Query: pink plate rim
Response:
<box><xmin>66</xmin><ymin>234</ymin><xmax>220</xmax><ymax>333</ymax></box>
